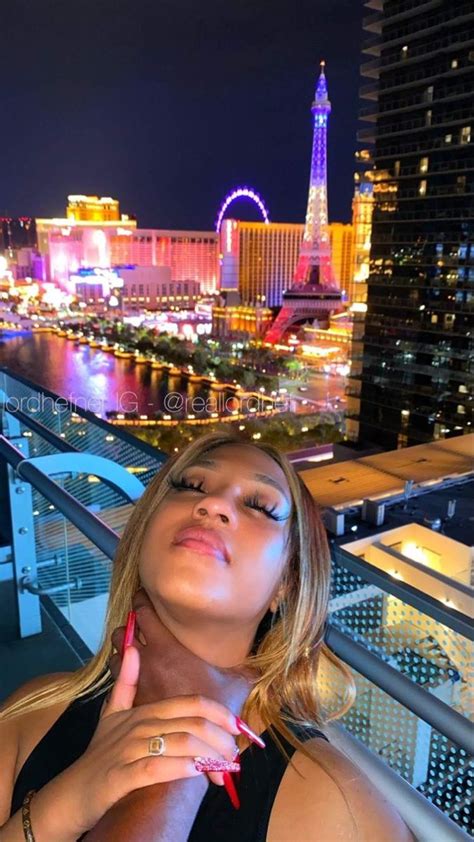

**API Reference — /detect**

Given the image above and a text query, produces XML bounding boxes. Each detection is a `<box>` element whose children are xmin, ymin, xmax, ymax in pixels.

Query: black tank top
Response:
<box><xmin>10</xmin><ymin>689</ymin><xmax>329</xmax><ymax>841</ymax></box>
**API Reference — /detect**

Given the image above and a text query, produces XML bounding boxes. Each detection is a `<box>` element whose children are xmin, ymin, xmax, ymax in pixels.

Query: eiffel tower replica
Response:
<box><xmin>265</xmin><ymin>62</ymin><xmax>342</xmax><ymax>344</ymax></box>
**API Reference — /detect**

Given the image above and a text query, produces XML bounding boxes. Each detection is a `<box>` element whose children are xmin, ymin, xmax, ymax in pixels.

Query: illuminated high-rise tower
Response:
<box><xmin>265</xmin><ymin>63</ymin><xmax>341</xmax><ymax>343</ymax></box>
<box><xmin>294</xmin><ymin>61</ymin><xmax>335</xmax><ymax>288</ymax></box>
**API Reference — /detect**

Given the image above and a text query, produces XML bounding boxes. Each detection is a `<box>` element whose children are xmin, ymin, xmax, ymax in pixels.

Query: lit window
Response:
<box><xmin>451</xmin><ymin>58</ymin><xmax>458</xmax><ymax>69</ymax></box>
<box><xmin>460</xmin><ymin>126</ymin><xmax>471</xmax><ymax>144</ymax></box>
<box><xmin>444</xmin><ymin>133</ymin><xmax>452</xmax><ymax>144</ymax></box>
<box><xmin>419</xmin><ymin>157</ymin><xmax>429</xmax><ymax>173</ymax></box>
<box><xmin>419</xmin><ymin>180</ymin><xmax>427</xmax><ymax>196</ymax></box>
<box><xmin>425</xmin><ymin>85</ymin><xmax>434</xmax><ymax>103</ymax></box>
<box><xmin>401</xmin><ymin>45</ymin><xmax>408</xmax><ymax>59</ymax></box>
<box><xmin>425</xmin><ymin>109</ymin><xmax>432</xmax><ymax>127</ymax></box>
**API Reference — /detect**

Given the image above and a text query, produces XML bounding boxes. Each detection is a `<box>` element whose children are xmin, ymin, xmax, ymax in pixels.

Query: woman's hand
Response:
<box><xmin>109</xmin><ymin>589</ymin><xmax>257</xmax><ymax>786</ymax></box>
<box><xmin>110</xmin><ymin>589</ymin><xmax>255</xmax><ymax>715</ymax></box>
<box><xmin>80</xmin><ymin>591</ymin><xmax>260</xmax><ymax>841</ymax></box>
<box><xmin>49</xmin><ymin>644</ymin><xmax>242</xmax><ymax>839</ymax></box>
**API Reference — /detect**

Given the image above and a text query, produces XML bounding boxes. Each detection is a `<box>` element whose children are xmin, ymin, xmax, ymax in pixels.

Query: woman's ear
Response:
<box><xmin>269</xmin><ymin>597</ymin><xmax>279</xmax><ymax>614</ymax></box>
<box><xmin>269</xmin><ymin>586</ymin><xmax>286</xmax><ymax>615</ymax></box>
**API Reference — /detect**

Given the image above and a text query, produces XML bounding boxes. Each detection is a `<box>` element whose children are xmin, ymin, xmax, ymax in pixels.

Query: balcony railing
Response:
<box><xmin>376</xmin><ymin>137</ymin><xmax>472</xmax><ymax>160</ymax></box>
<box><xmin>372</xmin><ymin>207</ymin><xmax>473</xmax><ymax>223</ymax></box>
<box><xmin>362</xmin><ymin>34</ymin><xmax>382</xmax><ymax>58</ymax></box>
<box><xmin>376</xmin><ymin>0</ymin><xmax>440</xmax><ymax>26</ymax></box>
<box><xmin>364</xmin><ymin>0</ymin><xmax>382</xmax><ymax>12</ymax></box>
<box><xmin>360</xmin><ymin>80</ymin><xmax>380</xmax><ymax>101</ymax></box>
<box><xmin>362</xmin><ymin>11</ymin><xmax>383</xmax><ymax>34</ymax></box>
<box><xmin>365</xmin><ymin>2</ymin><xmax>474</xmax><ymax>52</ymax></box>
<box><xmin>361</xmin><ymin>57</ymin><xmax>380</xmax><ymax>78</ymax></box>
<box><xmin>380</xmin><ymin>32</ymin><xmax>474</xmax><ymax>74</ymax></box>
<box><xmin>357</xmin><ymin>127</ymin><xmax>377</xmax><ymax>144</ymax></box>
<box><xmin>378</xmin><ymin>69</ymin><xmax>473</xmax><ymax>99</ymax></box>
<box><xmin>376</xmin><ymin>106</ymin><xmax>474</xmax><ymax>138</ymax></box>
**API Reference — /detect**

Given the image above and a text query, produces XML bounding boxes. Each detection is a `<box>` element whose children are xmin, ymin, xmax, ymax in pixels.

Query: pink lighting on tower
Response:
<box><xmin>293</xmin><ymin>60</ymin><xmax>336</xmax><ymax>288</ymax></box>
<box><xmin>263</xmin><ymin>62</ymin><xmax>343</xmax><ymax>345</ymax></box>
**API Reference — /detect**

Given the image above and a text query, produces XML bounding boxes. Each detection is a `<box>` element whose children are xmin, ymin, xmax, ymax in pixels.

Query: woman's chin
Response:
<box><xmin>144</xmin><ymin>580</ymin><xmax>232</xmax><ymax>618</ymax></box>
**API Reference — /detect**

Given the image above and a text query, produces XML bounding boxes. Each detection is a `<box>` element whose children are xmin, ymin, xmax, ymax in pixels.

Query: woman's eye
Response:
<box><xmin>167</xmin><ymin>476</ymin><xmax>286</xmax><ymax>522</ymax></box>
<box><xmin>168</xmin><ymin>476</ymin><xmax>205</xmax><ymax>492</ymax></box>
<box><xmin>244</xmin><ymin>494</ymin><xmax>286</xmax><ymax>522</ymax></box>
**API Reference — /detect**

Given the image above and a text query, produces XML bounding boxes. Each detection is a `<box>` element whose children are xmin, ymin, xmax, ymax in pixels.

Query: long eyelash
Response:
<box><xmin>243</xmin><ymin>494</ymin><xmax>287</xmax><ymax>522</ymax></box>
<box><xmin>167</xmin><ymin>476</ymin><xmax>286</xmax><ymax>522</ymax></box>
<box><xmin>167</xmin><ymin>476</ymin><xmax>205</xmax><ymax>492</ymax></box>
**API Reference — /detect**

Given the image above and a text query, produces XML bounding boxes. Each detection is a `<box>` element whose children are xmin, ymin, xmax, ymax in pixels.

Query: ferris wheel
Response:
<box><xmin>215</xmin><ymin>186</ymin><xmax>270</xmax><ymax>233</ymax></box>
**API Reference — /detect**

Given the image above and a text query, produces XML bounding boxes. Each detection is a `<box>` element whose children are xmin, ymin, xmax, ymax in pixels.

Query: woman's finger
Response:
<box><xmin>111</xmin><ymin>626</ymin><xmax>141</xmax><ymax>656</ymax></box>
<box><xmin>124</xmin><ymin>730</ymin><xmax>238</xmax><ymax>768</ymax></box>
<box><xmin>125</xmin><ymin>754</ymin><xmax>205</xmax><ymax>786</ymax></box>
<box><xmin>129</xmin><ymin>716</ymin><xmax>238</xmax><ymax>761</ymax></box>
<box><xmin>125</xmin><ymin>750</ymin><xmax>239</xmax><ymax>789</ymax></box>
<box><xmin>104</xmin><ymin>645</ymin><xmax>140</xmax><ymax>716</ymax></box>
<box><xmin>130</xmin><ymin>695</ymin><xmax>239</xmax><ymax>736</ymax></box>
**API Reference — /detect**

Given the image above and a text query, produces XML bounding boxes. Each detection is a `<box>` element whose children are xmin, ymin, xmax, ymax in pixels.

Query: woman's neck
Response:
<box><xmin>149</xmin><ymin>599</ymin><xmax>258</xmax><ymax>668</ymax></box>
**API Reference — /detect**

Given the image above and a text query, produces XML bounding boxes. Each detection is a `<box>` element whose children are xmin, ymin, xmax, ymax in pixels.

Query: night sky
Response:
<box><xmin>2</xmin><ymin>0</ymin><xmax>363</xmax><ymax>230</ymax></box>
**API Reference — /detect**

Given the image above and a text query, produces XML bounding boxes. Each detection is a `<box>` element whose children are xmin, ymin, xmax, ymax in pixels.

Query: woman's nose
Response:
<box><xmin>193</xmin><ymin>495</ymin><xmax>236</xmax><ymax>526</ymax></box>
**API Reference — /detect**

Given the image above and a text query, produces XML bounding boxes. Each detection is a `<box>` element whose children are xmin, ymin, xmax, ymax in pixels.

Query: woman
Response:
<box><xmin>0</xmin><ymin>431</ymin><xmax>414</xmax><ymax>841</ymax></box>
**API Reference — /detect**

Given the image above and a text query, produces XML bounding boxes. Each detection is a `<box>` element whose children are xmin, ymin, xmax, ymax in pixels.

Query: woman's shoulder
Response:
<box><xmin>0</xmin><ymin>670</ymin><xmax>74</xmax><ymax>736</ymax></box>
<box><xmin>267</xmin><ymin>737</ymin><xmax>416</xmax><ymax>842</ymax></box>
<box><xmin>0</xmin><ymin>672</ymin><xmax>73</xmax><ymax>827</ymax></box>
<box><xmin>1</xmin><ymin>672</ymin><xmax>74</xmax><ymax>767</ymax></box>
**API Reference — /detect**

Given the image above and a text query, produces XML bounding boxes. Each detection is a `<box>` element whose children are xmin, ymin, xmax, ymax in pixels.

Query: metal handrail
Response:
<box><xmin>325</xmin><ymin>625</ymin><xmax>474</xmax><ymax>756</ymax></box>
<box><xmin>325</xmin><ymin>722</ymin><xmax>471</xmax><ymax>842</ymax></box>
<box><xmin>2</xmin><ymin>402</ymin><xmax>148</xmax><ymax>503</ymax></box>
<box><xmin>0</xmin><ymin>434</ymin><xmax>472</xmax><ymax>756</ymax></box>
<box><xmin>3</xmin><ymin>403</ymin><xmax>79</xmax><ymax>453</ymax></box>
<box><xmin>0</xmin><ymin>435</ymin><xmax>120</xmax><ymax>560</ymax></box>
<box><xmin>332</xmin><ymin>545</ymin><xmax>473</xmax><ymax>641</ymax></box>
<box><xmin>0</xmin><ymin>367</ymin><xmax>168</xmax><ymax>464</ymax></box>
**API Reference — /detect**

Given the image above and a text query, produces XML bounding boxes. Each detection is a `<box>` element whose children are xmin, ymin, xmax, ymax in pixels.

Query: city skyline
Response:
<box><xmin>1</xmin><ymin>0</ymin><xmax>363</xmax><ymax>228</ymax></box>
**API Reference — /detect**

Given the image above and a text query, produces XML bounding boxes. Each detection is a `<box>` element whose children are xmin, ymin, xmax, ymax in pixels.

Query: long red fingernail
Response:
<box><xmin>235</xmin><ymin>717</ymin><xmax>266</xmax><ymax>748</ymax></box>
<box><xmin>223</xmin><ymin>772</ymin><xmax>240</xmax><ymax>809</ymax></box>
<box><xmin>121</xmin><ymin>611</ymin><xmax>136</xmax><ymax>656</ymax></box>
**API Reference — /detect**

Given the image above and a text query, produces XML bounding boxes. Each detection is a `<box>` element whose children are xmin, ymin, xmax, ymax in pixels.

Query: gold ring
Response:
<box><xmin>148</xmin><ymin>735</ymin><xmax>166</xmax><ymax>756</ymax></box>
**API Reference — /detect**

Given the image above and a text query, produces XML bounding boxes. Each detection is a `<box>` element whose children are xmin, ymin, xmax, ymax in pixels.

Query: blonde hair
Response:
<box><xmin>1</xmin><ymin>431</ymin><xmax>355</xmax><ymax>772</ymax></box>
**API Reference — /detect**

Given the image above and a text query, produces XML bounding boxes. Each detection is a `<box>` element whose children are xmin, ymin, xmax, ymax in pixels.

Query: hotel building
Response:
<box><xmin>329</xmin><ymin>223</ymin><xmax>355</xmax><ymax>296</ymax></box>
<box><xmin>348</xmin><ymin>163</ymin><xmax>375</xmax><ymax>308</ymax></box>
<box><xmin>347</xmin><ymin>1</ymin><xmax>473</xmax><ymax>448</ymax></box>
<box><xmin>219</xmin><ymin>219</ymin><xmax>354</xmax><ymax>307</ymax></box>
<box><xmin>66</xmin><ymin>195</ymin><xmax>122</xmax><ymax>223</ymax></box>
<box><xmin>211</xmin><ymin>303</ymin><xmax>273</xmax><ymax>339</ymax></box>
<box><xmin>36</xmin><ymin>201</ymin><xmax>219</xmax><ymax>297</ymax></box>
<box><xmin>109</xmin><ymin>229</ymin><xmax>218</xmax><ymax>295</ymax></box>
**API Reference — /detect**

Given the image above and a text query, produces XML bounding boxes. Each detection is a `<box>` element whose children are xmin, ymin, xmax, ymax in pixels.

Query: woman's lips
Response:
<box><xmin>173</xmin><ymin>537</ymin><xmax>228</xmax><ymax>563</ymax></box>
<box><xmin>172</xmin><ymin>526</ymin><xmax>230</xmax><ymax>563</ymax></box>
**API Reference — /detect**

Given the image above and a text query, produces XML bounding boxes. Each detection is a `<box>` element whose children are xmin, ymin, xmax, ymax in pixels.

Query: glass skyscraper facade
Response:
<box><xmin>347</xmin><ymin>0</ymin><xmax>473</xmax><ymax>449</ymax></box>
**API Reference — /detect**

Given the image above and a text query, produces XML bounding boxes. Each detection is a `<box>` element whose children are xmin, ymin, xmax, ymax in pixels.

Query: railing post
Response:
<box><xmin>7</xmin><ymin>435</ymin><xmax>42</xmax><ymax>637</ymax></box>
